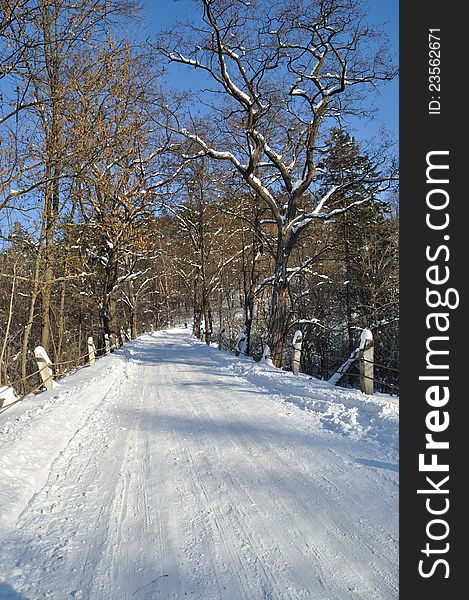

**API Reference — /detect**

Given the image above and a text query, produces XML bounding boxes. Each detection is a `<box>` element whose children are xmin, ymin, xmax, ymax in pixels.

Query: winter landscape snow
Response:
<box><xmin>0</xmin><ymin>329</ymin><xmax>398</xmax><ymax>599</ymax></box>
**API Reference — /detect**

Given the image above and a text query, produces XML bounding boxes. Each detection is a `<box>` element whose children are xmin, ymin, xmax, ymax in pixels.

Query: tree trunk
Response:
<box><xmin>243</xmin><ymin>293</ymin><xmax>254</xmax><ymax>355</ymax></box>
<box><xmin>268</xmin><ymin>239</ymin><xmax>292</xmax><ymax>368</ymax></box>
<box><xmin>55</xmin><ymin>271</ymin><xmax>67</xmax><ymax>366</ymax></box>
<box><xmin>239</xmin><ymin>217</ymin><xmax>254</xmax><ymax>356</ymax></box>
<box><xmin>131</xmin><ymin>307</ymin><xmax>138</xmax><ymax>339</ymax></box>
<box><xmin>268</xmin><ymin>278</ymin><xmax>290</xmax><ymax>368</ymax></box>
<box><xmin>127</xmin><ymin>278</ymin><xmax>138</xmax><ymax>339</ymax></box>
<box><xmin>41</xmin><ymin>263</ymin><xmax>53</xmax><ymax>353</ymax></box>
<box><xmin>203</xmin><ymin>294</ymin><xmax>212</xmax><ymax>344</ymax></box>
<box><xmin>240</xmin><ymin>212</ymin><xmax>260</xmax><ymax>356</ymax></box>
<box><xmin>193</xmin><ymin>267</ymin><xmax>202</xmax><ymax>337</ymax></box>
<box><xmin>39</xmin><ymin>3</ymin><xmax>62</xmax><ymax>355</ymax></box>
<box><xmin>101</xmin><ymin>292</ymin><xmax>118</xmax><ymax>350</ymax></box>
<box><xmin>21</xmin><ymin>290</ymin><xmax>40</xmax><ymax>392</ymax></box>
<box><xmin>40</xmin><ymin>176</ymin><xmax>59</xmax><ymax>354</ymax></box>
<box><xmin>343</xmin><ymin>216</ymin><xmax>355</xmax><ymax>355</ymax></box>
<box><xmin>20</xmin><ymin>240</ymin><xmax>44</xmax><ymax>392</ymax></box>
<box><xmin>0</xmin><ymin>260</ymin><xmax>17</xmax><ymax>386</ymax></box>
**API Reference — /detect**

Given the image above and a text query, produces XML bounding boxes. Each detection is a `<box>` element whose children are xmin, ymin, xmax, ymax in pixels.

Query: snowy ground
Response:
<box><xmin>0</xmin><ymin>328</ymin><xmax>398</xmax><ymax>599</ymax></box>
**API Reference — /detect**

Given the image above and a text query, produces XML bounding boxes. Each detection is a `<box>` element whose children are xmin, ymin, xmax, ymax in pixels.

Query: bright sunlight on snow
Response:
<box><xmin>0</xmin><ymin>329</ymin><xmax>398</xmax><ymax>599</ymax></box>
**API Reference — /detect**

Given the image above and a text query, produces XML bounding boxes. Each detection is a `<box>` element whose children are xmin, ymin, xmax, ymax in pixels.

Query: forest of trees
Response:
<box><xmin>0</xmin><ymin>0</ymin><xmax>398</xmax><ymax>396</ymax></box>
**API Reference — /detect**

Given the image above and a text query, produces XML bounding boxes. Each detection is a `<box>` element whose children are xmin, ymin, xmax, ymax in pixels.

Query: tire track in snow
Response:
<box><xmin>157</xmin><ymin>344</ymin><xmax>397</xmax><ymax>599</ymax></box>
<box><xmin>151</xmin><ymin>361</ymin><xmax>336</xmax><ymax>599</ymax></box>
<box><xmin>88</xmin><ymin>373</ymin><xmax>168</xmax><ymax>599</ymax></box>
<box><xmin>168</xmin><ymin>398</ymin><xmax>254</xmax><ymax>599</ymax></box>
<box><xmin>130</xmin><ymin>331</ymin><xmax>397</xmax><ymax>599</ymax></box>
<box><xmin>180</xmin><ymin>398</ymin><xmax>298</xmax><ymax>599</ymax></box>
<box><xmin>170</xmin><ymin>382</ymin><xmax>346</xmax><ymax>599</ymax></box>
<box><xmin>0</xmin><ymin>330</ymin><xmax>398</xmax><ymax>599</ymax></box>
<box><xmin>214</xmin><ymin>400</ymin><xmax>398</xmax><ymax>598</ymax></box>
<box><xmin>0</xmin><ymin>359</ymin><xmax>139</xmax><ymax>598</ymax></box>
<box><xmin>195</xmin><ymin>345</ymin><xmax>397</xmax><ymax>595</ymax></box>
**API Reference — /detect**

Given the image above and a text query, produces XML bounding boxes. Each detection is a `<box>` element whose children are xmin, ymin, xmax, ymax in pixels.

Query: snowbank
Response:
<box><xmin>0</xmin><ymin>330</ymin><xmax>398</xmax><ymax>599</ymax></box>
<box><xmin>0</xmin><ymin>351</ymin><xmax>134</xmax><ymax>529</ymax></box>
<box><xmin>200</xmin><ymin>338</ymin><xmax>398</xmax><ymax>453</ymax></box>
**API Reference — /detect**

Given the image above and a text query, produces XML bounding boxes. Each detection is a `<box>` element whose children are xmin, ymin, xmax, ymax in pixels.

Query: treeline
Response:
<box><xmin>0</xmin><ymin>0</ymin><xmax>398</xmax><ymax>395</ymax></box>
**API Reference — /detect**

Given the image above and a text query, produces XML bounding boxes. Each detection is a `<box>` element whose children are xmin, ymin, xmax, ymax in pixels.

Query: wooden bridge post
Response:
<box><xmin>88</xmin><ymin>336</ymin><xmax>96</xmax><ymax>366</ymax></box>
<box><xmin>359</xmin><ymin>328</ymin><xmax>374</xmax><ymax>395</ymax></box>
<box><xmin>234</xmin><ymin>328</ymin><xmax>247</xmax><ymax>356</ymax></box>
<box><xmin>34</xmin><ymin>346</ymin><xmax>56</xmax><ymax>391</ymax></box>
<box><xmin>292</xmin><ymin>330</ymin><xmax>303</xmax><ymax>376</ymax></box>
<box><xmin>104</xmin><ymin>334</ymin><xmax>111</xmax><ymax>355</ymax></box>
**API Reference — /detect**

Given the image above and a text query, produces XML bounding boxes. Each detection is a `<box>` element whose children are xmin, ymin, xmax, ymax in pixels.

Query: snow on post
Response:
<box><xmin>104</xmin><ymin>334</ymin><xmax>111</xmax><ymax>355</ymax></box>
<box><xmin>234</xmin><ymin>327</ymin><xmax>248</xmax><ymax>356</ymax></box>
<box><xmin>359</xmin><ymin>328</ymin><xmax>374</xmax><ymax>395</ymax></box>
<box><xmin>34</xmin><ymin>346</ymin><xmax>56</xmax><ymax>391</ymax></box>
<box><xmin>261</xmin><ymin>344</ymin><xmax>274</xmax><ymax>367</ymax></box>
<box><xmin>292</xmin><ymin>330</ymin><xmax>303</xmax><ymax>376</ymax></box>
<box><xmin>88</xmin><ymin>336</ymin><xmax>96</xmax><ymax>367</ymax></box>
<box><xmin>0</xmin><ymin>385</ymin><xmax>17</xmax><ymax>408</ymax></box>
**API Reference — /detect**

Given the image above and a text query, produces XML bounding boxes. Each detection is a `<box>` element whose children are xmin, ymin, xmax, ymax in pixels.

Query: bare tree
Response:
<box><xmin>68</xmin><ymin>40</ymin><xmax>179</xmax><ymax>348</ymax></box>
<box><xmin>152</xmin><ymin>0</ymin><xmax>397</xmax><ymax>366</ymax></box>
<box><xmin>159</xmin><ymin>158</ymin><xmax>248</xmax><ymax>344</ymax></box>
<box><xmin>1</xmin><ymin>0</ymin><xmax>141</xmax><ymax>384</ymax></box>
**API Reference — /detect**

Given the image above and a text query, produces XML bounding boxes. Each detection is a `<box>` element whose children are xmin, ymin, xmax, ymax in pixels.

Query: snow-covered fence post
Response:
<box><xmin>261</xmin><ymin>344</ymin><xmax>274</xmax><ymax>367</ymax></box>
<box><xmin>34</xmin><ymin>346</ymin><xmax>56</xmax><ymax>391</ymax></box>
<box><xmin>88</xmin><ymin>336</ymin><xmax>96</xmax><ymax>366</ymax></box>
<box><xmin>292</xmin><ymin>330</ymin><xmax>303</xmax><ymax>376</ymax></box>
<box><xmin>234</xmin><ymin>327</ymin><xmax>247</xmax><ymax>356</ymax></box>
<box><xmin>104</xmin><ymin>334</ymin><xmax>111</xmax><ymax>355</ymax></box>
<box><xmin>359</xmin><ymin>328</ymin><xmax>374</xmax><ymax>394</ymax></box>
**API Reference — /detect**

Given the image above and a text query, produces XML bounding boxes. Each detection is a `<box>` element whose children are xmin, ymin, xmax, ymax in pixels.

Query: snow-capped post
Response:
<box><xmin>261</xmin><ymin>344</ymin><xmax>274</xmax><ymax>367</ymax></box>
<box><xmin>34</xmin><ymin>346</ymin><xmax>56</xmax><ymax>391</ymax></box>
<box><xmin>104</xmin><ymin>334</ymin><xmax>111</xmax><ymax>355</ymax></box>
<box><xmin>292</xmin><ymin>330</ymin><xmax>303</xmax><ymax>376</ymax></box>
<box><xmin>87</xmin><ymin>336</ymin><xmax>96</xmax><ymax>366</ymax></box>
<box><xmin>234</xmin><ymin>327</ymin><xmax>247</xmax><ymax>356</ymax></box>
<box><xmin>359</xmin><ymin>328</ymin><xmax>374</xmax><ymax>394</ymax></box>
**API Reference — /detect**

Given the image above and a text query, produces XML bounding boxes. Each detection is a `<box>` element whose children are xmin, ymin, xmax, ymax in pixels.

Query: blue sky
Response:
<box><xmin>139</xmin><ymin>0</ymin><xmax>398</xmax><ymax>143</ymax></box>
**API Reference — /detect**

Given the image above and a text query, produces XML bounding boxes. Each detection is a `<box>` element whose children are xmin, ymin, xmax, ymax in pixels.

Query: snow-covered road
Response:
<box><xmin>0</xmin><ymin>329</ymin><xmax>398</xmax><ymax>599</ymax></box>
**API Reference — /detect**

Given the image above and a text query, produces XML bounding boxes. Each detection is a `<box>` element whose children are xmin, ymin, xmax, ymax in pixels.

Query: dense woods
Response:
<box><xmin>1</xmin><ymin>0</ymin><xmax>398</xmax><ymax>396</ymax></box>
